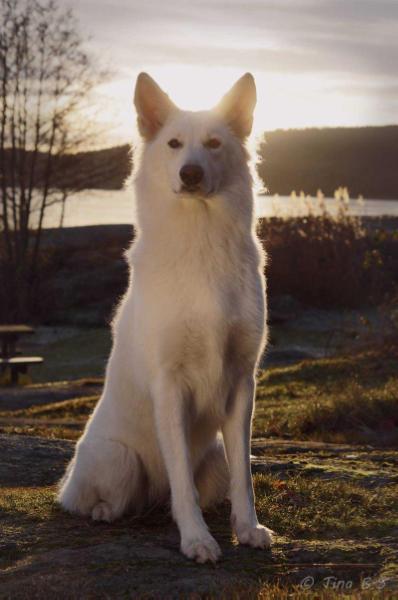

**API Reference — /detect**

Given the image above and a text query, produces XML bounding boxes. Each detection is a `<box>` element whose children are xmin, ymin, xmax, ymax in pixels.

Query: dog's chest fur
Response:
<box><xmin>127</xmin><ymin>204</ymin><xmax>266</xmax><ymax>418</ymax></box>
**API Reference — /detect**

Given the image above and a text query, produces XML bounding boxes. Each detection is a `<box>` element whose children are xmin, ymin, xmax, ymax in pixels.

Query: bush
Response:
<box><xmin>2</xmin><ymin>192</ymin><xmax>397</xmax><ymax>324</ymax></box>
<box><xmin>258</xmin><ymin>190</ymin><xmax>398</xmax><ymax>308</ymax></box>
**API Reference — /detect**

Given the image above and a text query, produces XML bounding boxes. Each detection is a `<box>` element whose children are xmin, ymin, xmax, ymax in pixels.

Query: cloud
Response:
<box><xmin>67</xmin><ymin>0</ymin><xmax>398</xmax><ymax>128</ymax></box>
<box><xmin>70</xmin><ymin>0</ymin><xmax>398</xmax><ymax>80</ymax></box>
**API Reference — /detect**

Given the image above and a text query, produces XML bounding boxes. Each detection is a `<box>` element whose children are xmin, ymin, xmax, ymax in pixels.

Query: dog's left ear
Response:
<box><xmin>134</xmin><ymin>72</ymin><xmax>177</xmax><ymax>139</ymax></box>
<box><xmin>216</xmin><ymin>73</ymin><xmax>256</xmax><ymax>138</ymax></box>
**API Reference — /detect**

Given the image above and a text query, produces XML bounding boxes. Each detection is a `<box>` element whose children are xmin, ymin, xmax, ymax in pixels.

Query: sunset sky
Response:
<box><xmin>68</xmin><ymin>0</ymin><xmax>398</xmax><ymax>144</ymax></box>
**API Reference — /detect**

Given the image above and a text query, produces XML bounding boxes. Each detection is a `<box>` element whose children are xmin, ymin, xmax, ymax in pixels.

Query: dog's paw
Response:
<box><xmin>91</xmin><ymin>501</ymin><xmax>114</xmax><ymax>523</ymax></box>
<box><xmin>236</xmin><ymin>523</ymin><xmax>273</xmax><ymax>549</ymax></box>
<box><xmin>181</xmin><ymin>532</ymin><xmax>221</xmax><ymax>563</ymax></box>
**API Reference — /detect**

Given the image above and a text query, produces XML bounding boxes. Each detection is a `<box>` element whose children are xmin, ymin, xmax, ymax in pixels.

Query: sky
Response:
<box><xmin>67</xmin><ymin>0</ymin><xmax>398</xmax><ymax>145</ymax></box>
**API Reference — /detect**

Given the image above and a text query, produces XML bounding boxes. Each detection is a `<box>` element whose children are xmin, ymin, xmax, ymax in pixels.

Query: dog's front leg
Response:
<box><xmin>153</xmin><ymin>375</ymin><xmax>221</xmax><ymax>563</ymax></box>
<box><xmin>222</xmin><ymin>375</ymin><xmax>272</xmax><ymax>548</ymax></box>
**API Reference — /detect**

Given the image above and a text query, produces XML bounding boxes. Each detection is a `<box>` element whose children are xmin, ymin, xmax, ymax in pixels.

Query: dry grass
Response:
<box><xmin>254</xmin><ymin>347</ymin><xmax>398</xmax><ymax>444</ymax></box>
<box><xmin>1</xmin><ymin>346</ymin><xmax>397</xmax><ymax>445</ymax></box>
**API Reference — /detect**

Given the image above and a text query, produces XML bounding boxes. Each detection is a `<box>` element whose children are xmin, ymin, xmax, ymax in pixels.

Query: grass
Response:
<box><xmin>254</xmin><ymin>347</ymin><xmax>398</xmax><ymax>444</ymax></box>
<box><xmin>1</xmin><ymin>346</ymin><xmax>397</xmax><ymax>445</ymax></box>
<box><xmin>254</xmin><ymin>474</ymin><xmax>397</xmax><ymax>539</ymax></box>
<box><xmin>1</xmin><ymin>395</ymin><xmax>98</xmax><ymax>420</ymax></box>
<box><xmin>0</xmin><ymin>395</ymin><xmax>99</xmax><ymax>440</ymax></box>
<box><xmin>32</xmin><ymin>327</ymin><xmax>111</xmax><ymax>382</ymax></box>
<box><xmin>1</xmin><ymin>473</ymin><xmax>396</xmax><ymax>596</ymax></box>
<box><xmin>2</xmin><ymin>475</ymin><xmax>395</xmax><ymax>546</ymax></box>
<box><xmin>1</xmin><ymin>345</ymin><xmax>397</xmax><ymax>596</ymax></box>
<box><xmin>0</xmin><ymin>423</ymin><xmax>83</xmax><ymax>440</ymax></box>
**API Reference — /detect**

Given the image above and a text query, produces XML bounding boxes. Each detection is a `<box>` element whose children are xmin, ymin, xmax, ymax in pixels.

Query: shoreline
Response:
<box><xmin>41</xmin><ymin>215</ymin><xmax>398</xmax><ymax>247</ymax></box>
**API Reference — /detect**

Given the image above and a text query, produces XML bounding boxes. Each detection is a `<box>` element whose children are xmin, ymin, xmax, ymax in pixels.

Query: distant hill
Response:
<box><xmin>58</xmin><ymin>145</ymin><xmax>132</xmax><ymax>190</ymax></box>
<box><xmin>257</xmin><ymin>126</ymin><xmax>398</xmax><ymax>199</ymax></box>
<box><xmin>1</xmin><ymin>145</ymin><xmax>131</xmax><ymax>191</ymax></box>
<box><xmin>3</xmin><ymin>126</ymin><xmax>397</xmax><ymax>198</ymax></box>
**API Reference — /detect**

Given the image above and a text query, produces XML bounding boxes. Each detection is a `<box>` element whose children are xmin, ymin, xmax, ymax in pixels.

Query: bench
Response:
<box><xmin>0</xmin><ymin>356</ymin><xmax>43</xmax><ymax>385</ymax></box>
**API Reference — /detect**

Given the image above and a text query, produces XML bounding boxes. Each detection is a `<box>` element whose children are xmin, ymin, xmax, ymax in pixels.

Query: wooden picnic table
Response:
<box><xmin>0</xmin><ymin>325</ymin><xmax>43</xmax><ymax>385</ymax></box>
<box><xmin>0</xmin><ymin>324</ymin><xmax>34</xmax><ymax>358</ymax></box>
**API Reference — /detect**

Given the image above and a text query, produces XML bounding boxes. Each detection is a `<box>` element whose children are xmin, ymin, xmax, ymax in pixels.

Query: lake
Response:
<box><xmin>41</xmin><ymin>189</ymin><xmax>398</xmax><ymax>228</ymax></box>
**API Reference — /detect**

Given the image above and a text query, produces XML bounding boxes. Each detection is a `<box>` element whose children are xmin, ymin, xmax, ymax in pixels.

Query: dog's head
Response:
<box><xmin>134</xmin><ymin>73</ymin><xmax>256</xmax><ymax>198</ymax></box>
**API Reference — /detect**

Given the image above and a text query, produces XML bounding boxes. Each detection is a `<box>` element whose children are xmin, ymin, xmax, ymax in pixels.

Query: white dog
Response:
<box><xmin>58</xmin><ymin>72</ymin><xmax>272</xmax><ymax>563</ymax></box>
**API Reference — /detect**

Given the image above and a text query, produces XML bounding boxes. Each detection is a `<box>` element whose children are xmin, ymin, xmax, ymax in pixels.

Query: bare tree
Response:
<box><xmin>0</xmin><ymin>0</ymin><xmax>101</xmax><ymax>320</ymax></box>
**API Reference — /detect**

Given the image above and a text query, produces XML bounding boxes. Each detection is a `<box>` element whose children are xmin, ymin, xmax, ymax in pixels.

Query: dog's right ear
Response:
<box><xmin>134</xmin><ymin>73</ymin><xmax>176</xmax><ymax>140</ymax></box>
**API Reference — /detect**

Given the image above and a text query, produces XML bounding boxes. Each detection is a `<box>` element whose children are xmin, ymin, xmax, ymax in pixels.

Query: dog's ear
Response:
<box><xmin>216</xmin><ymin>73</ymin><xmax>256</xmax><ymax>138</ymax></box>
<box><xmin>134</xmin><ymin>72</ymin><xmax>177</xmax><ymax>139</ymax></box>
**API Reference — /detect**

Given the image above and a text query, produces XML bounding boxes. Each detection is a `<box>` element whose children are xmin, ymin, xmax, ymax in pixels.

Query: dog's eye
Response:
<box><xmin>204</xmin><ymin>138</ymin><xmax>221</xmax><ymax>150</ymax></box>
<box><xmin>168</xmin><ymin>138</ymin><xmax>182</xmax><ymax>149</ymax></box>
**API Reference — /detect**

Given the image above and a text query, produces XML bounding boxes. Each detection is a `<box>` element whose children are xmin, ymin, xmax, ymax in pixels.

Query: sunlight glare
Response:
<box><xmin>91</xmin><ymin>64</ymin><xmax>371</xmax><ymax>146</ymax></box>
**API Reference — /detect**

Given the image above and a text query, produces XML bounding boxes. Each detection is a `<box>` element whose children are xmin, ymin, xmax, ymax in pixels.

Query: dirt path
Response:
<box><xmin>0</xmin><ymin>380</ymin><xmax>102</xmax><ymax>412</ymax></box>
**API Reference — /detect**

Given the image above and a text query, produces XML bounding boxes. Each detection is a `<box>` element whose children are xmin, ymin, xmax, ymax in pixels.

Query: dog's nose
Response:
<box><xmin>179</xmin><ymin>164</ymin><xmax>204</xmax><ymax>188</ymax></box>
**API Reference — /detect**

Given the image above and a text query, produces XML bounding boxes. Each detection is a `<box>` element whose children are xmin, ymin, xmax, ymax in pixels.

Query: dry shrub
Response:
<box><xmin>2</xmin><ymin>191</ymin><xmax>397</xmax><ymax>324</ymax></box>
<box><xmin>258</xmin><ymin>190</ymin><xmax>398</xmax><ymax>308</ymax></box>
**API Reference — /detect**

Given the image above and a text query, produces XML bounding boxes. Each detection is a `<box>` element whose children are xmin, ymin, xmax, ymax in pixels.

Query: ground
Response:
<box><xmin>0</xmin><ymin>349</ymin><xmax>397</xmax><ymax>598</ymax></box>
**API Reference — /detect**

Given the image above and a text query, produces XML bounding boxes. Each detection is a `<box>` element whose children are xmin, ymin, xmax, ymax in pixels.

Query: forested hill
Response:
<box><xmin>257</xmin><ymin>126</ymin><xmax>398</xmax><ymax>199</ymax></box>
<box><xmin>3</xmin><ymin>126</ymin><xmax>397</xmax><ymax>198</ymax></box>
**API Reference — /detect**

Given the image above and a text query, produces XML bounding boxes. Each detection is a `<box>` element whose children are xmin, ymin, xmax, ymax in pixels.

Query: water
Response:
<box><xmin>40</xmin><ymin>189</ymin><xmax>398</xmax><ymax>228</ymax></box>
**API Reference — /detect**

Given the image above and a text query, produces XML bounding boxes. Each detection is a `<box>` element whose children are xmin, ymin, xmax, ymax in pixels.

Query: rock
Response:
<box><xmin>0</xmin><ymin>434</ymin><xmax>73</xmax><ymax>486</ymax></box>
<box><xmin>0</xmin><ymin>380</ymin><xmax>102</xmax><ymax>412</ymax></box>
<box><xmin>0</xmin><ymin>434</ymin><xmax>396</xmax><ymax>597</ymax></box>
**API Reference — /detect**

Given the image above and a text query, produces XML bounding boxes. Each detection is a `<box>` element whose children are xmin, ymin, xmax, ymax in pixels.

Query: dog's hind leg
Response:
<box><xmin>90</xmin><ymin>439</ymin><xmax>142</xmax><ymax>522</ymax></box>
<box><xmin>58</xmin><ymin>438</ymin><xmax>143</xmax><ymax>522</ymax></box>
<box><xmin>195</xmin><ymin>438</ymin><xmax>229</xmax><ymax>510</ymax></box>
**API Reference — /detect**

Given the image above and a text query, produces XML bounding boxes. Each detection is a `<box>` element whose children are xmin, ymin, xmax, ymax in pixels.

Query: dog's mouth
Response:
<box><xmin>181</xmin><ymin>184</ymin><xmax>202</xmax><ymax>195</ymax></box>
<box><xmin>178</xmin><ymin>184</ymin><xmax>216</xmax><ymax>198</ymax></box>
